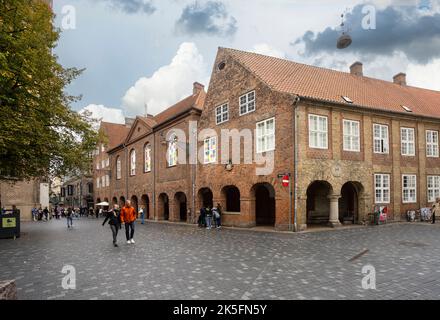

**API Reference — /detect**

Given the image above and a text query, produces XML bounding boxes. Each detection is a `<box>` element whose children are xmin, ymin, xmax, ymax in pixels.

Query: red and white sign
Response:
<box><xmin>282</xmin><ymin>175</ymin><xmax>290</xmax><ymax>187</ymax></box>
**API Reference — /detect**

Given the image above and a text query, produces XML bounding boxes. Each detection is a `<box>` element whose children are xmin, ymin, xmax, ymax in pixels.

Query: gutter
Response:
<box><xmin>292</xmin><ymin>95</ymin><xmax>301</xmax><ymax>232</ymax></box>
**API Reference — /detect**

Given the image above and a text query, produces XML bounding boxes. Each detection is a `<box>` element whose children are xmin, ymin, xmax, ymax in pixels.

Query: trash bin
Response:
<box><xmin>0</xmin><ymin>211</ymin><xmax>20</xmax><ymax>239</ymax></box>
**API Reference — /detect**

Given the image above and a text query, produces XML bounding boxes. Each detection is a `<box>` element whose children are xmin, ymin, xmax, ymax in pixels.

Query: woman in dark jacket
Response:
<box><xmin>102</xmin><ymin>205</ymin><xmax>121</xmax><ymax>247</ymax></box>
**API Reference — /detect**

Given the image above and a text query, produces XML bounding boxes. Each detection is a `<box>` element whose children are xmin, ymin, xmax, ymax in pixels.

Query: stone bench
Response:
<box><xmin>0</xmin><ymin>280</ymin><xmax>17</xmax><ymax>300</ymax></box>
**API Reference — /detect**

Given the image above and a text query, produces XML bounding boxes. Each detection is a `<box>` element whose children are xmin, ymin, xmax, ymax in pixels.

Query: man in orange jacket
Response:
<box><xmin>120</xmin><ymin>200</ymin><xmax>136</xmax><ymax>244</ymax></box>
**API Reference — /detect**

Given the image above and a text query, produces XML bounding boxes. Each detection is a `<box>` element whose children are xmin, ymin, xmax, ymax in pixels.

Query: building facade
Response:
<box><xmin>93</xmin><ymin>48</ymin><xmax>440</xmax><ymax>231</ymax></box>
<box><xmin>102</xmin><ymin>83</ymin><xmax>205</xmax><ymax>223</ymax></box>
<box><xmin>61</xmin><ymin>176</ymin><xmax>94</xmax><ymax>209</ymax></box>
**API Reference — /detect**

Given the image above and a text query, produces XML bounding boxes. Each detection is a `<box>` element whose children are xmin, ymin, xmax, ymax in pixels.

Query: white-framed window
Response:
<box><xmin>116</xmin><ymin>156</ymin><xmax>121</xmax><ymax>180</ymax></box>
<box><xmin>144</xmin><ymin>144</ymin><xmax>152</xmax><ymax>173</ymax></box>
<box><xmin>96</xmin><ymin>178</ymin><xmax>100</xmax><ymax>189</ymax></box>
<box><xmin>427</xmin><ymin>176</ymin><xmax>440</xmax><ymax>203</ymax></box>
<box><xmin>401</xmin><ymin>127</ymin><xmax>415</xmax><ymax>156</ymax></box>
<box><xmin>239</xmin><ymin>91</ymin><xmax>256</xmax><ymax>116</ymax></box>
<box><xmin>373</xmin><ymin>124</ymin><xmax>389</xmax><ymax>154</ymax></box>
<box><xmin>402</xmin><ymin>174</ymin><xmax>417</xmax><ymax>203</ymax></box>
<box><xmin>426</xmin><ymin>130</ymin><xmax>439</xmax><ymax>157</ymax></box>
<box><xmin>105</xmin><ymin>175</ymin><xmax>110</xmax><ymax>187</ymax></box>
<box><xmin>106</xmin><ymin>158</ymin><xmax>109</xmax><ymax>167</ymax></box>
<box><xmin>96</xmin><ymin>162</ymin><xmax>100</xmax><ymax>170</ymax></box>
<box><xmin>101</xmin><ymin>176</ymin><xmax>105</xmax><ymax>189</ymax></box>
<box><xmin>343</xmin><ymin>119</ymin><xmax>360</xmax><ymax>152</ymax></box>
<box><xmin>215</xmin><ymin>103</ymin><xmax>229</xmax><ymax>125</ymax></box>
<box><xmin>101</xmin><ymin>144</ymin><xmax>105</xmax><ymax>152</ymax></box>
<box><xmin>308</xmin><ymin>114</ymin><xmax>328</xmax><ymax>149</ymax></box>
<box><xmin>256</xmin><ymin>117</ymin><xmax>275</xmax><ymax>153</ymax></box>
<box><xmin>130</xmin><ymin>149</ymin><xmax>136</xmax><ymax>176</ymax></box>
<box><xmin>167</xmin><ymin>134</ymin><xmax>178</xmax><ymax>167</ymax></box>
<box><xmin>374</xmin><ymin>174</ymin><xmax>390</xmax><ymax>204</ymax></box>
<box><xmin>101</xmin><ymin>160</ymin><xmax>105</xmax><ymax>169</ymax></box>
<box><xmin>204</xmin><ymin>137</ymin><xmax>217</xmax><ymax>164</ymax></box>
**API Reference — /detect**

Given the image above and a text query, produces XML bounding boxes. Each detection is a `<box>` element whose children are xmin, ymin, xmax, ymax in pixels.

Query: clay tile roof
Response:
<box><xmin>152</xmin><ymin>89</ymin><xmax>206</xmax><ymax>126</ymax></box>
<box><xmin>137</xmin><ymin>116</ymin><xmax>157</xmax><ymax>128</ymax></box>
<box><xmin>100</xmin><ymin>122</ymin><xmax>130</xmax><ymax>149</ymax></box>
<box><xmin>223</xmin><ymin>48</ymin><xmax>440</xmax><ymax>119</ymax></box>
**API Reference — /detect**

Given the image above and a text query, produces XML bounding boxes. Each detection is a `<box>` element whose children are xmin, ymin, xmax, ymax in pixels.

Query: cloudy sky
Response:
<box><xmin>53</xmin><ymin>0</ymin><xmax>440</xmax><ymax>124</ymax></box>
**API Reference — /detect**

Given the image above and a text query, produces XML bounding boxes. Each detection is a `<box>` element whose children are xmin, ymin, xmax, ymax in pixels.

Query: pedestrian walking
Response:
<box><xmin>120</xmin><ymin>200</ymin><xmax>136</xmax><ymax>244</ymax></box>
<box><xmin>102</xmin><ymin>204</ymin><xmax>121</xmax><ymax>247</ymax></box>
<box><xmin>66</xmin><ymin>207</ymin><xmax>73</xmax><ymax>228</ymax></box>
<box><xmin>432</xmin><ymin>197</ymin><xmax>440</xmax><ymax>224</ymax></box>
<box><xmin>43</xmin><ymin>207</ymin><xmax>49</xmax><ymax>221</ymax></box>
<box><xmin>139</xmin><ymin>206</ymin><xmax>145</xmax><ymax>225</ymax></box>
<box><xmin>205</xmin><ymin>206</ymin><xmax>213</xmax><ymax>230</ymax></box>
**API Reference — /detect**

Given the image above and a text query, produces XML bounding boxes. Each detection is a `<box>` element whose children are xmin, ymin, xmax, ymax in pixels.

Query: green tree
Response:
<box><xmin>0</xmin><ymin>0</ymin><xmax>99</xmax><ymax>181</ymax></box>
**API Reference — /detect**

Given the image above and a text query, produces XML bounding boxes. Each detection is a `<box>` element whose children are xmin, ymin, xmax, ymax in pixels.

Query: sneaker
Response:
<box><xmin>130</xmin><ymin>239</ymin><xmax>135</xmax><ymax>244</ymax></box>
<box><xmin>114</xmin><ymin>243</ymin><xmax>118</xmax><ymax>247</ymax></box>
<box><xmin>127</xmin><ymin>240</ymin><xmax>131</xmax><ymax>244</ymax></box>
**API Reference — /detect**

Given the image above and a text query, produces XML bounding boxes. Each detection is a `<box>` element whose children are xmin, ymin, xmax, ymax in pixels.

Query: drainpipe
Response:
<box><xmin>292</xmin><ymin>95</ymin><xmax>301</xmax><ymax>232</ymax></box>
<box><xmin>153</xmin><ymin>132</ymin><xmax>156</xmax><ymax>220</ymax></box>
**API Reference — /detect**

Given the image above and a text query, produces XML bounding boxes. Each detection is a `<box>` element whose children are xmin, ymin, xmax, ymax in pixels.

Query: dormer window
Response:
<box><xmin>402</xmin><ymin>105</ymin><xmax>412</xmax><ymax>113</ymax></box>
<box><xmin>342</xmin><ymin>96</ymin><xmax>353</xmax><ymax>104</ymax></box>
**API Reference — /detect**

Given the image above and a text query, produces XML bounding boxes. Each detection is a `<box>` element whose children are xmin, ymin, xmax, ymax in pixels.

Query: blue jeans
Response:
<box><xmin>125</xmin><ymin>222</ymin><xmax>135</xmax><ymax>240</ymax></box>
<box><xmin>205</xmin><ymin>216</ymin><xmax>212</xmax><ymax>228</ymax></box>
<box><xmin>141</xmin><ymin>213</ymin><xmax>145</xmax><ymax>224</ymax></box>
<box><xmin>67</xmin><ymin>216</ymin><xmax>73</xmax><ymax>227</ymax></box>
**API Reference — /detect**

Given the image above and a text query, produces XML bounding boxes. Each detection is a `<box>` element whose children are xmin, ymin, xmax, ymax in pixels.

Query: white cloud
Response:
<box><xmin>122</xmin><ymin>42</ymin><xmax>208</xmax><ymax>116</ymax></box>
<box><xmin>407</xmin><ymin>58</ymin><xmax>440</xmax><ymax>91</ymax></box>
<box><xmin>251</xmin><ymin>43</ymin><xmax>286</xmax><ymax>59</ymax></box>
<box><xmin>80</xmin><ymin>104</ymin><xmax>126</xmax><ymax>125</ymax></box>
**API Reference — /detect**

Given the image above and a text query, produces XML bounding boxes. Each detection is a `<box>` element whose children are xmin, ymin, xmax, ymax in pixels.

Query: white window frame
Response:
<box><xmin>239</xmin><ymin>91</ymin><xmax>256</xmax><ymax>116</ymax></box>
<box><xmin>116</xmin><ymin>157</ymin><xmax>121</xmax><ymax>180</ymax></box>
<box><xmin>144</xmin><ymin>144</ymin><xmax>152</xmax><ymax>173</ymax></box>
<box><xmin>308</xmin><ymin>114</ymin><xmax>328</xmax><ymax>149</ymax></box>
<box><xmin>96</xmin><ymin>178</ymin><xmax>100</xmax><ymax>189</ymax></box>
<box><xmin>101</xmin><ymin>176</ymin><xmax>105</xmax><ymax>189</ymax></box>
<box><xmin>130</xmin><ymin>150</ymin><xmax>136</xmax><ymax>176</ymax></box>
<box><xmin>374</xmin><ymin>174</ymin><xmax>390</xmax><ymax>204</ymax></box>
<box><xmin>167</xmin><ymin>134</ymin><xmax>178</xmax><ymax>167</ymax></box>
<box><xmin>106</xmin><ymin>158</ymin><xmax>109</xmax><ymax>167</ymax></box>
<box><xmin>204</xmin><ymin>137</ymin><xmax>217</xmax><ymax>164</ymax></box>
<box><xmin>215</xmin><ymin>103</ymin><xmax>229</xmax><ymax>125</ymax></box>
<box><xmin>106</xmin><ymin>175</ymin><xmax>109</xmax><ymax>187</ymax></box>
<box><xmin>256</xmin><ymin>117</ymin><xmax>276</xmax><ymax>153</ymax></box>
<box><xmin>101</xmin><ymin>144</ymin><xmax>105</xmax><ymax>152</ymax></box>
<box><xmin>427</xmin><ymin>176</ymin><xmax>440</xmax><ymax>203</ymax></box>
<box><xmin>402</xmin><ymin>174</ymin><xmax>417</xmax><ymax>203</ymax></box>
<box><xmin>401</xmin><ymin>127</ymin><xmax>415</xmax><ymax>156</ymax></box>
<box><xmin>373</xmin><ymin>124</ymin><xmax>389</xmax><ymax>154</ymax></box>
<box><xmin>343</xmin><ymin>119</ymin><xmax>360</xmax><ymax>152</ymax></box>
<box><xmin>426</xmin><ymin>130</ymin><xmax>439</xmax><ymax>158</ymax></box>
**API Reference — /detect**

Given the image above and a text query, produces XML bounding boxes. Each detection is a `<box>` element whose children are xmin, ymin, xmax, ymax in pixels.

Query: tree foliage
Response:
<box><xmin>0</xmin><ymin>0</ymin><xmax>99</xmax><ymax>180</ymax></box>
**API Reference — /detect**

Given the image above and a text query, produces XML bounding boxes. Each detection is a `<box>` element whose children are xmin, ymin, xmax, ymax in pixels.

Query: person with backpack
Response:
<box><xmin>66</xmin><ymin>207</ymin><xmax>73</xmax><ymax>228</ymax></box>
<box><xmin>120</xmin><ymin>200</ymin><xmax>136</xmax><ymax>244</ymax></box>
<box><xmin>213</xmin><ymin>203</ymin><xmax>222</xmax><ymax>229</ymax></box>
<box><xmin>102</xmin><ymin>204</ymin><xmax>121</xmax><ymax>247</ymax></box>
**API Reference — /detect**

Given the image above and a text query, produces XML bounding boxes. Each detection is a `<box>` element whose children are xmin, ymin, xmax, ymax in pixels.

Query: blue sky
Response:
<box><xmin>52</xmin><ymin>0</ymin><xmax>440</xmax><ymax>123</ymax></box>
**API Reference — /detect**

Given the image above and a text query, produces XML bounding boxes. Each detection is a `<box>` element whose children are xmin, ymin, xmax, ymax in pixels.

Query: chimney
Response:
<box><xmin>193</xmin><ymin>82</ymin><xmax>205</xmax><ymax>95</ymax></box>
<box><xmin>350</xmin><ymin>61</ymin><xmax>363</xmax><ymax>76</ymax></box>
<box><xmin>393</xmin><ymin>73</ymin><xmax>407</xmax><ymax>86</ymax></box>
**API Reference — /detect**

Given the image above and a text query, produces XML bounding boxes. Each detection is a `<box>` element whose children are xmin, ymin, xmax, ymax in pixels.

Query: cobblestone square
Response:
<box><xmin>1</xmin><ymin>219</ymin><xmax>439</xmax><ymax>300</ymax></box>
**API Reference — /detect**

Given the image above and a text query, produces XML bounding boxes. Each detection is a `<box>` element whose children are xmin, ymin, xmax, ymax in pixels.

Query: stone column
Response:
<box><xmin>328</xmin><ymin>194</ymin><xmax>341</xmax><ymax>227</ymax></box>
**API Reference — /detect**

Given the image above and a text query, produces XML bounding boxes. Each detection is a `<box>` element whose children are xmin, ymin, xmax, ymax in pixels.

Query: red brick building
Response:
<box><xmin>94</xmin><ymin>48</ymin><xmax>440</xmax><ymax>231</ymax></box>
<box><xmin>196</xmin><ymin>48</ymin><xmax>440</xmax><ymax>230</ymax></box>
<box><xmin>105</xmin><ymin>83</ymin><xmax>206</xmax><ymax>222</ymax></box>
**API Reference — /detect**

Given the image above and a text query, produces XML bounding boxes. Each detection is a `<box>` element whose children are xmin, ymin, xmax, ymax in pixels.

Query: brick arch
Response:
<box><xmin>250</xmin><ymin>183</ymin><xmax>276</xmax><ymax>227</ymax></box>
<box><xmin>220</xmin><ymin>185</ymin><xmax>241</xmax><ymax>213</ymax></box>
<box><xmin>158</xmin><ymin>193</ymin><xmax>170</xmax><ymax>221</ymax></box>
<box><xmin>306</xmin><ymin>180</ymin><xmax>334</xmax><ymax>225</ymax></box>
<box><xmin>174</xmin><ymin>192</ymin><xmax>188</xmax><ymax>222</ymax></box>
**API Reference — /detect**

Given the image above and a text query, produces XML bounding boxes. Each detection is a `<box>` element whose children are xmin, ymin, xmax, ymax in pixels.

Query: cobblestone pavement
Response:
<box><xmin>1</xmin><ymin>218</ymin><xmax>439</xmax><ymax>300</ymax></box>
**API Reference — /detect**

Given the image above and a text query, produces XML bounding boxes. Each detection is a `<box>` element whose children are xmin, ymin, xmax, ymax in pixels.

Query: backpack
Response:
<box><xmin>212</xmin><ymin>208</ymin><xmax>220</xmax><ymax>219</ymax></box>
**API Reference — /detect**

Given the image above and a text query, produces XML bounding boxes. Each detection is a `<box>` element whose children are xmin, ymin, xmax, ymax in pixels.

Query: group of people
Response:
<box><xmin>198</xmin><ymin>204</ymin><xmax>222</xmax><ymax>229</ymax></box>
<box><xmin>31</xmin><ymin>206</ymin><xmax>50</xmax><ymax>221</ymax></box>
<box><xmin>102</xmin><ymin>200</ymin><xmax>137</xmax><ymax>247</ymax></box>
